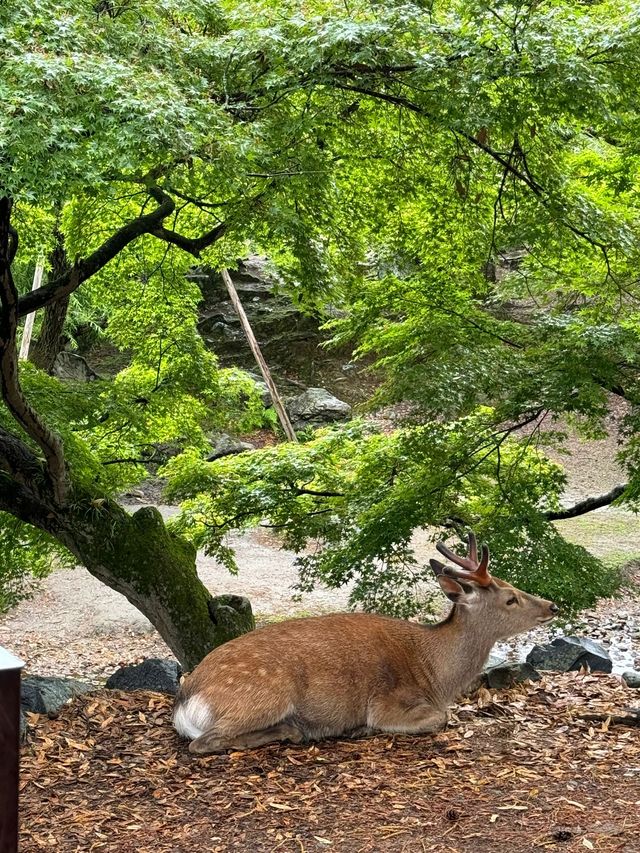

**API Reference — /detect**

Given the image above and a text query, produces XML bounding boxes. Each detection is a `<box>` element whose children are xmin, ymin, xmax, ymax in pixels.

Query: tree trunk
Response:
<box><xmin>56</xmin><ymin>497</ymin><xmax>255</xmax><ymax>671</ymax></box>
<box><xmin>30</xmin><ymin>295</ymin><xmax>69</xmax><ymax>373</ymax></box>
<box><xmin>30</xmin><ymin>233</ymin><xmax>70</xmax><ymax>373</ymax></box>
<box><xmin>0</xmin><ymin>434</ymin><xmax>255</xmax><ymax>671</ymax></box>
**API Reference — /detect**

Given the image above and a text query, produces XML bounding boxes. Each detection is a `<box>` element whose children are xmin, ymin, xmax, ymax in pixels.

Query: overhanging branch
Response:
<box><xmin>15</xmin><ymin>187</ymin><xmax>233</xmax><ymax>317</ymax></box>
<box><xmin>16</xmin><ymin>190</ymin><xmax>176</xmax><ymax>318</ymax></box>
<box><xmin>545</xmin><ymin>484</ymin><xmax>627</xmax><ymax>521</ymax></box>
<box><xmin>150</xmin><ymin>221</ymin><xmax>227</xmax><ymax>256</ymax></box>
<box><xmin>327</xmin><ymin>79</ymin><xmax>610</xmax><ymax>255</ymax></box>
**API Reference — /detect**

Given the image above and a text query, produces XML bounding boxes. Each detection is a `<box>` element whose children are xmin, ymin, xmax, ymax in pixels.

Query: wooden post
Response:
<box><xmin>0</xmin><ymin>647</ymin><xmax>24</xmax><ymax>853</ymax></box>
<box><xmin>221</xmin><ymin>269</ymin><xmax>298</xmax><ymax>442</ymax></box>
<box><xmin>18</xmin><ymin>261</ymin><xmax>44</xmax><ymax>361</ymax></box>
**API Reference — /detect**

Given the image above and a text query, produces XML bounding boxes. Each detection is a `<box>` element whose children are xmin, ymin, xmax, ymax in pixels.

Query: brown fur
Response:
<box><xmin>174</xmin><ymin>570</ymin><xmax>557</xmax><ymax>754</ymax></box>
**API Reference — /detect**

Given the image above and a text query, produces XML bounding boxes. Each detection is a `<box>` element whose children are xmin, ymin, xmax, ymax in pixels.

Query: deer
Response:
<box><xmin>173</xmin><ymin>533</ymin><xmax>558</xmax><ymax>753</ymax></box>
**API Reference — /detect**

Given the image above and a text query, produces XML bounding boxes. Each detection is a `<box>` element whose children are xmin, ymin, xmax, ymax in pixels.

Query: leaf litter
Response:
<box><xmin>19</xmin><ymin>672</ymin><xmax>640</xmax><ymax>853</ymax></box>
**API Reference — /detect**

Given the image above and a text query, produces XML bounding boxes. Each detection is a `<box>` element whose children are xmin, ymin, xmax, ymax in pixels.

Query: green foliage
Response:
<box><xmin>471</xmin><ymin>509</ymin><xmax>621</xmax><ymax>613</ymax></box>
<box><xmin>164</xmin><ymin>410</ymin><xmax>619</xmax><ymax>614</ymax></box>
<box><xmin>3</xmin><ymin>0</ymin><xmax>640</xmax><ymax>617</ymax></box>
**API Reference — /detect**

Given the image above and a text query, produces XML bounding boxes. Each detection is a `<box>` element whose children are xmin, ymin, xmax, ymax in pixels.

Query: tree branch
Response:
<box><xmin>545</xmin><ymin>484</ymin><xmax>627</xmax><ymax>521</ymax></box>
<box><xmin>327</xmin><ymin>80</ymin><xmax>612</xmax><ymax>255</ymax></box>
<box><xmin>17</xmin><ymin>190</ymin><xmax>176</xmax><ymax>318</ymax></box>
<box><xmin>150</xmin><ymin>221</ymin><xmax>227</xmax><ymax>256</ymax></box>
<box><xmin>0</xmin><ymin>472</ymin><xmax>62</xmax><ymax>535</ymax></box>
<box><xmin>15</xmin><ymin>187</ymin><xmax>233</xmax><ymax>317</ymax></box>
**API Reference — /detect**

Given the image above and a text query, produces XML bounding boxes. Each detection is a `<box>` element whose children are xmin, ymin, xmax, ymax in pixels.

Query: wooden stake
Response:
<box><xmin>18</xmin><ymin>261</ymin><xmax>44</xmax><ymax>361</ymax></box>
<box><xmin>221</xmin><ymin>268</ymin><xmax>298</xmax><ymax>442</ymax></box>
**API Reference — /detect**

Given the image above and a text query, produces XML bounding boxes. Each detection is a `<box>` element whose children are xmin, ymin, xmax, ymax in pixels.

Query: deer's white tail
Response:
<box><xmin>173</xmin><ymin>693</ymin><xmax>214</xmax><ymax>740</ymax></box>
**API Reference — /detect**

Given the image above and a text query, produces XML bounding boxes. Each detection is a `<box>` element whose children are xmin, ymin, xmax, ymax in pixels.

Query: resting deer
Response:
<box><xmin>173</xmin><ymin>533</ymin><xmax>558</xmax><ymax>753</ymax></box>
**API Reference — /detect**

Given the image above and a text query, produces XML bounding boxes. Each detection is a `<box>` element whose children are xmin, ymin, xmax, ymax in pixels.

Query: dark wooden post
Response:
<box><xmin>0</xmin><ymin>647</ymin><xmax>24</xmax><ymax>853</ymax></box>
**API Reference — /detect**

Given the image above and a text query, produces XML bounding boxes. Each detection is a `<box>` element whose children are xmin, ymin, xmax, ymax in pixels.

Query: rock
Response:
<box><xmin>485</xmin><ymin>652</ymin><xmax>507</xmax><ymax>670</ymax></box>
<box><xmin>21</xmin><ymin>675</ymin><xmax>93</xmax><ymax>716</ymax></box>
<box><xmin>526</xmin><ymin>636</ymin><xmax>612</xmax><ymax>673</ymax></box>
<box><xmin>245</xmin><ymin>372</ymin><xmax>272</xmax><ymax>406</ymax></box>
<box><xmin>20</xmin><ymin>708</ymin><xmax>27</xmax><ymax>741</ymax></box>
<box><xmin>52</xmin><ymin>351</ymin><xmax>100</xmax><ymax>382</ymax></box>
<box><xmin>286</xmin><ymin>387</ymin><xmax>352</xmax><ymax>430</ymax></box>
<box><xmin>622</xmin><ymin>670</ymin><xmax>640</xmax><ymax>688</ymax></box>
<box><xmin>196</xmin><ymin>256</ymin><xmax>318</xmax><ymax>367</ymax></box>
<box><xmin>483</xmin><ymin>662</ymin><xmax>541</xmax><ymax>690</ymax></box>
<box><xmin>105</xmin><ymin>658</ymin><xmax>182</xmax><ymax>695</ymax></box>
<box><xmin>207</xmin><ymin>433</ymin><xmax>255</xmax><ymax>462</ymax></box>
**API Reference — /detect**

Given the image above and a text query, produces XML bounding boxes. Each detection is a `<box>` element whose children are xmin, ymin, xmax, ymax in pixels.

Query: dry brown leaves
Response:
<box><xmin>19</xmin><ymin>673</ymin><xmax>640</xmax><ymax>853</ymax></box>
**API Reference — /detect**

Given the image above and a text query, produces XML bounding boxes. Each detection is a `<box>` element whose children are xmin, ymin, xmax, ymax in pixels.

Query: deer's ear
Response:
<box><xmin>430</xmin><ymin>558</ymin><xmax>447</xmax><ymax>577</ymax></box>
<box><xmin>436</xmin><ymin>574</ymin><xmax>467</xmax><ymax>603</ymax></box>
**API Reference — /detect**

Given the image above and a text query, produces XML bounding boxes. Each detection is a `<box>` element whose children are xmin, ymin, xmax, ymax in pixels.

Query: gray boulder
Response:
<box><xmin>245</xmin><ymin>372</ymin><xmax>272</xmax><ymax>407</ymax></box>
<box><xmin>21</xmin><ymin>675</ymin><xmax>93</xmax><ymax>717</ymax></box>
<box><xmin>53</xmin><ymin>351</ymin><xmax>100</xmax><ymax>382</ymax></box>
<box><xmin>207</xmin><ymin>433</ymin><xmax>255</xmax><ymax>462</ymax></box>
<box><xmin>287</xmin><ymin>387</ymin><xmax>351</xmax><ymax>430</ymax></box>
<box><xmin>483</xmin><ymin>662</ymin><xmax>541</xmax><ymax>690</ymax></box>
<box><xmin>526</xmin><ymin>636</ymin><xmax>612</xmax><ymax>673</ymax></box>
<box><xmin>622</xmin><ymin>670</ymin><xmax>640</xmax><ymax>688</ymax></box>
<box><xmin>105</xmin><ymin>658</ymin><xmax>182</xmax><ymax>695</ymax></box>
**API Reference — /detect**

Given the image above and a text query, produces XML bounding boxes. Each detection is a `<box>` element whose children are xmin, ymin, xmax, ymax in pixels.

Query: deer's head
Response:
<box><xmin>430</xmin><ymin>533</ymin><xmax>558</xmax><ymax>640</ymax></box>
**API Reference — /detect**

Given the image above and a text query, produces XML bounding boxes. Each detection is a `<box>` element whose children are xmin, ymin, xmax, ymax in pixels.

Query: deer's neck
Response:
<box><xmin>418</xmin><ymin>606</ymin><xmax>497</xmax><ymax>706</ymax></box>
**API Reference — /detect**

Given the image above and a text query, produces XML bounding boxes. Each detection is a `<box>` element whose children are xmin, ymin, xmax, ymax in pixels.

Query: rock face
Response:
<box><xmin>622</xmin><ymin>670</ymin><xmax>640</xmax><ymax>688</ymax></box>
<box><xmin>286</xmin><ymin>387</ymin><xmax>352</xmax><ymax>430</ymax></box>
<box><xmin>483</xmin><ymin>661</ymin><xmax>541</xmax><ymax>690</ymax></box>
<box><xmin>207</xmin><ymin>433</ymin><xmax>256</xmax><ymax>462</ymax></box>
<box><xmin>53</xmin><ymin>351</ymin><xmax>100</xmax><ymax>382</ymax></box>
<box><xmin>105</xmin><ymin>659</ymin><xmax>182</xmax><ymax>695</ymax></box>
<box><xmin>21</xmin><ymin>675</ymin><xmax>93</xmax><ymax>737</ymax></box>
<box><xmin>196</xmin><ymin>256</ymin><xmax>318</xmax><ymax>369</ymax></box>
<box><xmin>526</xmin><ymin>636</ymin><xmax>612</xmax><ymax>673</ymax></box>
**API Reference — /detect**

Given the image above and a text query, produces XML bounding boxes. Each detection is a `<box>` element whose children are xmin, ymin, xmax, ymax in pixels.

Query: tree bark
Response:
<box><xmin>545</xmin><ymin>484</ymin><xmax>627</xmax><ymax>521</ymax></box>
<box><xmin>29</xmin><ymin>295</ymin><xmax>69</xmax><ymax>373</ymax></box>
<box><xmin>30</xmin><ymin>230</ymin><xmax>70</xmax><ymax>373</ymax></box>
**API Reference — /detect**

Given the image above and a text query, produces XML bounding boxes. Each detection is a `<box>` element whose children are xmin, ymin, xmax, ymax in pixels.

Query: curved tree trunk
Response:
<box><xmin>56</xmin><ymin>497</ymin><xmax>255</xmax><ymax>670</ymax></box>
<box><xmin>1</xmin><ymin>197</ymin><xmax>254</xmax><ymax>672</ymax></box>
<box><xmin>0</xmin><ymin>450</ymin><xmax>254</xmax><ymax>671</ymax></box>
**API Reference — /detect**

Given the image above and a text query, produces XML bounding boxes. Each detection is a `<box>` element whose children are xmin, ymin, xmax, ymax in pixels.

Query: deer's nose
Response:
<box><xmin>549</xmin><ymin>603</ymin><xmax>559</xmax><ymax>614</ymax></box>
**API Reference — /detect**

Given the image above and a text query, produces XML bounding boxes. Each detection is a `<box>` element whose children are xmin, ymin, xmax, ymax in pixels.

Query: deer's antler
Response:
<box><xmin>434</xmin><ymin>532</ymin><xmax>492</xmax><ymax>587</ymax></box>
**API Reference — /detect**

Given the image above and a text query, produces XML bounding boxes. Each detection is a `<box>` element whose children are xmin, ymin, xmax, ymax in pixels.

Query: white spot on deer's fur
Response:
<box><xmin>258</xmin><ymin>668</ymin><xmax>267</xmax><ymax>676</ymax></box>
<box><xmin>173</xmin><ymin>695</ymin><xmax>214</xmax><ymax>741</ymax></box>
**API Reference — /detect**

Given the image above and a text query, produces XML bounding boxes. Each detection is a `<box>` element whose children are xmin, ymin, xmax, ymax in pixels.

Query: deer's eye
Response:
<box><xmin>506</xmin><ymin>596</ymin><xmax>518</xmax><ymax>606</ymax></box>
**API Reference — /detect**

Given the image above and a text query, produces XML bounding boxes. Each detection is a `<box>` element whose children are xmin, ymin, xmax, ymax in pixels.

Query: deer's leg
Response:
<box><xmin>189</xmin><ymin>721</ymin><xmax>305</xmax><ymax>754</ymax></box>
<box><xmin>367</xmin><ymin>692</ymin><xmax>448</xmax><ymax>735</ymax></box>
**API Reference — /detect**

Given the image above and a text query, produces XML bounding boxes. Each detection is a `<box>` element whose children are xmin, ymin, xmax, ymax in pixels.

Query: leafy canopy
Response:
<box><xmin>3</xmin><ymin>0</ymin><xmax>640</xmax><ymax>610</ymax></box>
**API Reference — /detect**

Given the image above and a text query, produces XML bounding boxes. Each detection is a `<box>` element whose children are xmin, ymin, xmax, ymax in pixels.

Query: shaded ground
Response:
<box><xmin>20</xmin><ymin>673</ymin><xmax>639</xmax><ymax>853</ymax></box>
